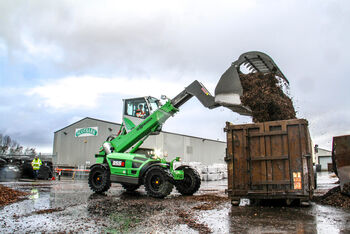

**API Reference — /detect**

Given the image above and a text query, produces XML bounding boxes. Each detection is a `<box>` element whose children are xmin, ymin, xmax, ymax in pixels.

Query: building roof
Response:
<box><xmin>318</xmin><ymin>147</ymin><xmax>331</xmax><ymax>152</ymax></box>
<box><xmin>318</xmin><ymin>155</ymin><xmax>332</xmax><ymax>158</ymax></box>
<box><xmin>54</xmin><ymin>117</ymin><xmax>226</xmax><ymax>143</ymax></box>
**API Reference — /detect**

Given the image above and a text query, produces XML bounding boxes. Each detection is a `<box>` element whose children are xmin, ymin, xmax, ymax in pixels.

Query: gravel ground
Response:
<box><xmin>0</xmin><ymin>173</ymin><xmax>350</xmax><ymax>233</ymax></box>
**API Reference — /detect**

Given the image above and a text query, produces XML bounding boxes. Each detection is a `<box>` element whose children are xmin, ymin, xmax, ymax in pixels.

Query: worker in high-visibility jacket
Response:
<box><xmin>135</xmin><ymin>104</ymin><xmax>146</xmax><ymax>118</ymax></box>
<box><xmin>31</xmin><ymin>155</ymin><xmax>42</xmax><ymax>180</ymax></box>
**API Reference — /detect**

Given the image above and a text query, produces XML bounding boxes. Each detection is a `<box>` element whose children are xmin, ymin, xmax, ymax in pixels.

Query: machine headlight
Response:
<box><xmin>154</xmin><ymin>148</ymin><xmax>162</xmax><ymax>158</ymax></box>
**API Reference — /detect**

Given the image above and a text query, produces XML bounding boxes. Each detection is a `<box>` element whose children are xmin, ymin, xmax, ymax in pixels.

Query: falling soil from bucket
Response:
<box><xmin>240</xmin><ymin>72</ymin><xmax>296</xmax><ymax>122</ymax></box>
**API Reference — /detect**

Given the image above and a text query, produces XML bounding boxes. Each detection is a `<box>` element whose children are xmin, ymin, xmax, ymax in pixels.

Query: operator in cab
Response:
<box><xmin>31</xmin><ymin>155</ymin><xmax>42</xmax><ymax>180</ymax></box>
<box><xmin>135</xmin><ymin>104</ymin><xmax>146</xmax><ymax>118</ymax></box>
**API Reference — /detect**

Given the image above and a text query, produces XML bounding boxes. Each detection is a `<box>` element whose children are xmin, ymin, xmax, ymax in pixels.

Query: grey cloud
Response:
<box><xmin>1</xmin><ymin>0</ymin><xmax>350</xmax><ymax>151</ymax></box>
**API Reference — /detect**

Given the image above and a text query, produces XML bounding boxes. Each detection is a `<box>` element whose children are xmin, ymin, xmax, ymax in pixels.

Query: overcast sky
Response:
<box><xmin>0</xmin><ymin>0</ymin><xmax>349</xmax><ymax>152</ymax></box>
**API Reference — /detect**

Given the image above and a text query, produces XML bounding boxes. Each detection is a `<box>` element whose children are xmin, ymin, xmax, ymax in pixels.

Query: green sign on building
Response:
<box><xmin>75</xmin><ymin>127</ymin><xmax>98</xmax><ymax>137</ymax></box>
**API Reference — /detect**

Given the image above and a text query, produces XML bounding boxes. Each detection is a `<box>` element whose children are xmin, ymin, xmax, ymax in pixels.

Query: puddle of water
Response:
<box><xmin>0</xmin><ymin>175</ymin><xmax>349</xmax><ymax>233</ymax></box>
<box><xmin>0</xmin><ymin>181</ymin><xmax>107</xmax><ymax>233</ymax></box>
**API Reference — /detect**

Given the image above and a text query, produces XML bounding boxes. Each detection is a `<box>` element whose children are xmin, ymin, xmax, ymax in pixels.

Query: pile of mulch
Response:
<box><xmin>184</xmin><ymin>194</ymin><xmax>229</xmax><ymax>211</ymax></box>
<box><xmin>240</xmin><ymin>72</ymin><xmax>296</xmax><ymax>122</ymax></box>
<box><xmin>34</xmin><ymin>207</ymin><xmax>65</xmax><ymax>214</ymax></box>
<box><xmin>178</xmin><ymin>194</ymin><xmax>229</xmax><ymax>203</ymax></box>
<box><xmin>13</xmin><ymin>207</ymin><xmax>65</xmax><ymax>219</ymax></box>
<box><xmin>313</xmin><ymin>186</ymin><xmax>350</xmax><ymax>208</ymax></box>
<box><xmin>193</xmin><ymin>202</ymin><xmax>216</xmax><ymax>210</ymax></box>
<box><xmin>342</xmin><ymin>183</ymin><xmax>350</xmax><ymax>195</ymax></box>
<box><xmin>0</xmin><ymin>184</ymin><xmax>28</xmax><ymax>206</ymax></box>
<box><xmin>177</xmin><ymin>209</ymin><xmax>212</xmax><ymax>234</ymax></box>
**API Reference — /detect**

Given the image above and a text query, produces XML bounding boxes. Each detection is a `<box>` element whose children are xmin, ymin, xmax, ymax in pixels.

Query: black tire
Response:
<box><xmin>88</xmin><ymin>165</ymin><xmax>111</xmax><ymax>194</ymax></box>
<box><xmin>314</xmin><ymin>170</ymin><xmax>317</xmax><ymax>189</ymax></box>
<box><xmin>144</xmin><ymin>166</ymin><xmax>174</xmax><ymax>198</ymax></box>
<box><xmin>38</xmin><ymin>166</ymin><xmax>50</xmax><ymax>180</ymax></box>
<box><xmin>121</xmin><ymin>183</ymin><xmax>141</xmax><ymax>192</ymax></box>
<box><xmin>175</xmin><ymin>166</ymin><xmax>201</xmax><ymax>196</ymax></box>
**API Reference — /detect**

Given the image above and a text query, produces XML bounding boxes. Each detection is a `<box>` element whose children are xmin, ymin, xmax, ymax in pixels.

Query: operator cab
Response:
<box><xmin>122</xmin><ymin>96</ymin><xmax>161</xmax><ymax>132</ymax></box>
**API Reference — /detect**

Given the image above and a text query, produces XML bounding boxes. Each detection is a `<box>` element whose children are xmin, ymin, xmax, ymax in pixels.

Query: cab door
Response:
<box><xmin>122</xmin><ymin>97</ymin><xmax>150</xmax><ymax>133</ymax></box>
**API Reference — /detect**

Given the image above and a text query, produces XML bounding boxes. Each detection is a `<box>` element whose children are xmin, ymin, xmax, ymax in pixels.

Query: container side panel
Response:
<box><xmin>333</xmin><ymin>136</ymin><xmax>350</xmax><ymax>168</ymax></box>
<box><xmin>271</xmin><ymin>134</ymin><xmax>286</xmax><ymax>191</ymax></box>
<box><xmin>233</xmin><ymin>129</ymin><xmax>248</xmax><ymax>194</ymax></box>
<box><xmin>287</xmin><ymin>124</ymin><xmax>303</xmax><ymax>192</ymax></box>
<box><xmin>264</xmin><ymin>121</ymin><xmax>288</xmax><ymax>192</ymax></box>
<box><xmin>332</xmin><ymin>135</ymin><xmax>350</xmax><ymax>193</ymax></box>
<box><xmin>299</xmin><ymin>124</ymin><xmax>310</xmax><ymax>192</ymax></box>
<box><xmin>264</xmin><ymin>131</ymin><xmax>273</xmax><ymax>190</ymax></box>
<box><xmin>249</xmin><ymin>126</ymin><xmax>266</xmax><ymax>192</ymax></box>
<box><xmin>305</xmin><ymin>126</ymin><xmax>314</xmax><ymax>196</ymax></box>
<box><xmin>283</xmin><ymin>133</ymin><xmax>290</xmax><ymax>188</ymax></box>
<box><xmin>227</xmin><ymin>128</ymin><xmax>233</xmax><ymax>192</ymax></box>
<box><xmin>227</xmin><ymin>119</ymin><xmax>313</xmax><ymax>201</ymax></box>
<box><xmin>259</xmin><ymin>129</ymin><xmax>267</xmax><ymax>192</ymax></box>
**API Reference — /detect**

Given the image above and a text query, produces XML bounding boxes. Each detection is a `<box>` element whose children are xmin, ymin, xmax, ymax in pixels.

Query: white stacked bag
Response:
<box><xmin>201</xmin><ymin>163</ymin><xmax>227</xmax><ymax>181</ymax></box>
<box><xmin>173</xmin><ymin>161</ymin><xmax>227</xmax><ymax>181</ymax></box>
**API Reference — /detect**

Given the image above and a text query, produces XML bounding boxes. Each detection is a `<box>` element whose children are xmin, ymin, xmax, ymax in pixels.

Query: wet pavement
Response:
<box><xmin>0</xmin><ymin>172</ymin><xmax>349</xmax><ymax>233</ymax></box>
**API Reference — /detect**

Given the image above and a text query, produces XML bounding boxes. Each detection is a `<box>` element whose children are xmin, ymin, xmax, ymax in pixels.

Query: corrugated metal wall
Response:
<box><xmin>53</xmin><ymin>117</ymin><xmax>226</xmax><ymax>167</ymax></box>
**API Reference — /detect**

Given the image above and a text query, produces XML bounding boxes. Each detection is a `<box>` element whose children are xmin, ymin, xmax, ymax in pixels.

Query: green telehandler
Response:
<box><xmin>88</xmin><ymin>51</ymin><xmax>287</xmax><ymax>198</ymax></box>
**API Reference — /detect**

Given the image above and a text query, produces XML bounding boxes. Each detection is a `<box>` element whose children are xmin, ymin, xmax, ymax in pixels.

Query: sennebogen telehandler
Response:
<box><xmin>88</xmin><ymin>51</ymin><xmax>287</xmax><ymax>198</ymax></box>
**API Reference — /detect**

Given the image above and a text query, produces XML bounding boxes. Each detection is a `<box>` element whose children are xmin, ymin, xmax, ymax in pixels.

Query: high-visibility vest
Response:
<box><xmin>136</xmin><ymin>109</ymin><xmax>145</xmax><ymax>117</ymax></box>
<box><xmin>31</xmin><ymin>158</ymin><xmax>42</xmax><ymax>170</ymax></box>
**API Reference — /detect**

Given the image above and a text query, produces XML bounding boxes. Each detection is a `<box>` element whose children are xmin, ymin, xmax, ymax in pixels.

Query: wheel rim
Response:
<box><xmin>150</xmin><ymin>175</ymin><xmax>163</xmax><ymax>191</ymax></box>
<box><xmin>92</xmin><ymin>171</ymin><xmax>103</xmax><ymax>187</ymax></box>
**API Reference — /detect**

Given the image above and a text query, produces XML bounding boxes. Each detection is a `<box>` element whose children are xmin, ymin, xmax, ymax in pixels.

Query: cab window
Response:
<box><xmin>147</xmin><ymin>97</ymin><xmax>160</xmax><ymax>112</ymax></box>
<box><xmin>124</xmin><ymin>98</ymin><xmax>149</xmax><ymax>118</ymax></box>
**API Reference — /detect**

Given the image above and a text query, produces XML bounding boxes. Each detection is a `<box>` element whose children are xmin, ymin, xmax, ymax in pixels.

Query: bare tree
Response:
<box><xmin>15</xmin><ymin>146</ymin><xmax>23</xmax><ymax>155</ymax></box>
<box><xmin>1</xmin><ymin>135</ymin><xmax>11</xmax><ymax>154</ymax></box>
<box><xmin>25</xmin><ymin>147</ymin><xmax>36</xmax><ymax>156</ymax></box>
<box><xmin>3</xmin><ymin>135</ymin><xmax>11</xmax><ymax>147</ymax></box>
<box><xmin>0</xmin><ymin>132</ymin><xmax>35</xmax><ymax>156</ymax></box>
<box><xmin>9</xmin><ymin>140</ymin><xmax>18</xmax><ymax>154</ymax></box>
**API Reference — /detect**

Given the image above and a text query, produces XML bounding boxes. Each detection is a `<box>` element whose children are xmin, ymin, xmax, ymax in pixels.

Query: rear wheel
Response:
<box><xmin>144</xmin><ymin>166</ymin><xmax>173</xmax><ymax>198</ymax></box>
<box><xmin>121</xmin><ymin>183</ymin><xmax>140</xmax><ymax>192</ymax></box>
<box><xmin>175</xmin><ymin>166</ymin><xmax>201</xmax><ymax>195</ymax></box>
<box><xmin>38</xmin><ymin>165</ymin><xmax>50</xmax><ymax>180</ymax></box>
<box><xmin>88</xmin><ymin>165</ymin><xmax>111</xmax><ymax>194</ymax></box>
<box><xmin>313</xmin><ymin>168</ymin><xmax>318</xmax><ymax>189</ymax></box>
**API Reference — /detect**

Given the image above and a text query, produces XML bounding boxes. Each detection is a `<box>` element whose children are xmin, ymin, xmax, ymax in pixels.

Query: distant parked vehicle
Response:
<box><xmin>0</xmin><ymin>155</ymin><xmax>53</xmax><ymax>181</ymax></box>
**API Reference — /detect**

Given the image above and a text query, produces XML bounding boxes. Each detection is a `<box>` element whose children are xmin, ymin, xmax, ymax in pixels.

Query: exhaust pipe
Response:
<box><xmin>103</xmin><ymin>142</ymin><xmax>113</xmax><ymax>155</ymax></box>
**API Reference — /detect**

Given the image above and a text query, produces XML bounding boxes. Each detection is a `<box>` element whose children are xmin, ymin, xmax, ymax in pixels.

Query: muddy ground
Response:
<box><xmin>1</xmin><ymin>172</ymin><xmax>350</xmax><ymax>233</ymax></box>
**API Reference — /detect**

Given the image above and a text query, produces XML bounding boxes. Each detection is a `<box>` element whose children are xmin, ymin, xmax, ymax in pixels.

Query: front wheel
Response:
<box><xmin>175</xmin><ymin>166</ymin><xmax>201</xmax><ymax>195</ymax></box>
<box><xmin>144</xmin><ymin>166</ymin><xmax>174</xmax><ymax>198</ymax></box>
<box><xmin>88</xmin><ymin>165</ymin><xmax>111</xmax><ymax>194</ymax></box>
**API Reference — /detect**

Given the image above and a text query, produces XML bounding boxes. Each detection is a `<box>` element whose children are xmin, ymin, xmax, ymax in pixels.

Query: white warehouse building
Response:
<box><xmin>53</xmin><ymin>117</ymin><xmax>226</xmax><ymax>168</ymax></box>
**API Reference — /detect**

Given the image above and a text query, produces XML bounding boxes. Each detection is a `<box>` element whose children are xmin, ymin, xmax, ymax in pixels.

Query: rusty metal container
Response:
<box><xmin>332</xmin><ymin>135</ymin><xmax>350</xmax><ymax>195</ymax></box>
<box><xmin>225</xmin><ymin>119</ymin><xmax>314</xmax><ymax>205</ymax></box>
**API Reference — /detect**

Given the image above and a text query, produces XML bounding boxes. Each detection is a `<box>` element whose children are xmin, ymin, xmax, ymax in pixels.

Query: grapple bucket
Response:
<box><xmin>214</xmin><ymin>51</ymin><xmax>288</xmax><ymax>116</ymax></box>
